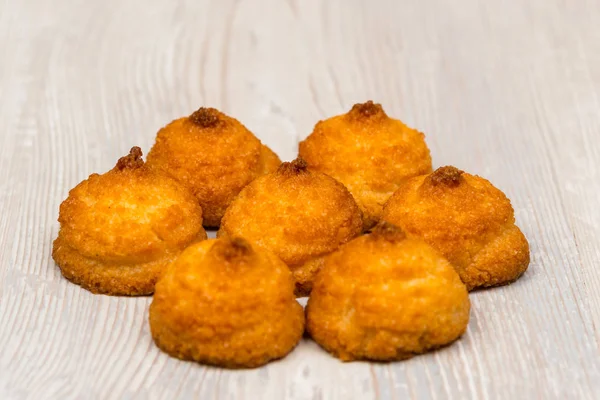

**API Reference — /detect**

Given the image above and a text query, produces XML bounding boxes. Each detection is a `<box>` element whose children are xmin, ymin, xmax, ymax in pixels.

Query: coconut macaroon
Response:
<box><xmin>218</xmin><ymin>158</ymin><xmax>363</xmax><ymax>297</ymax></box>
<box><xmin>149</xmin><ymin>237</ymin><xmax>304</xmax><ymax>368</ymax></box>
<box><xmin>382</xmin><ymin>166</ymin><xmax>530</xmax><ymax>290</ymax></box>
<box><xmin>146</xmin><ymin>107</ymin><xmax>281</xmax><ymax>227</ymax></box>
<box><xmin>299</xmin><ymin>101</ymin><xmax>432</xmax><ymax>230</ymax></box>
<box><xmin>52</xmin><ymin>147</ymin><xmax>207</xmax><ymax>295</ymax></box>
<box><xmin>306</xmin><ymin>222</ymin><xmax>470</xmax><ymax>362</ymax></box>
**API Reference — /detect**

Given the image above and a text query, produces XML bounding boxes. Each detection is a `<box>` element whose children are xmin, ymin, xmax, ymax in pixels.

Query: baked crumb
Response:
<box><xmin>189</xmin><ymin>107</ymin><xmax>222</xmax><ymax>128</ymax></box>
<box><xmin>277</xmin><ymin>157</ymin><xmax>309</xmax><ymax>175</ymax></box>
<box><xmin>371</xmin><ymin>221</ymin><xmax>406</xmax><ymax>242</ymax></box>
<box><xmin>115</xmin><ymin>147</ymin><xmax>144</xmax><ymax>170</ymax></box>
<box><xmin>218</xmin><ymin>237</ymin><xmax>253</xmax><ymax>261</ymax></box>
<box><xmin>428</xmin><ymin>166</ymin><xmax>464</xmax><ymax>187</ymax></box>
<box><xmin>348</xmin><ymin>101</ymin><xmax>386</xmax><ymax>121</ymax></box>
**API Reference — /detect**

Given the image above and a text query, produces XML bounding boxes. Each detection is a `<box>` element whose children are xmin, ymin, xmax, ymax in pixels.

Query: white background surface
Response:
<box><xmin>1</xmin><ymin>0</ymin><xmax>599</xmax><ymax>399</ymax></box>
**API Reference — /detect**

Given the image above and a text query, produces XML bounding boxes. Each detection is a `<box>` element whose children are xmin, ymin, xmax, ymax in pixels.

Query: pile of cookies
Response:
<box><xmin>53</xmin><ymin>102</ymin><xmax>530</xmax><ymax>367</ymax></box>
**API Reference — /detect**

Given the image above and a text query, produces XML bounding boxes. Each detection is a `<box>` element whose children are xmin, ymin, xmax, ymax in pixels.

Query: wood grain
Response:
<box><xmin>1</xmin><ymin>0</ymin><xmax>599</xmax><ymax>398</ymax></box>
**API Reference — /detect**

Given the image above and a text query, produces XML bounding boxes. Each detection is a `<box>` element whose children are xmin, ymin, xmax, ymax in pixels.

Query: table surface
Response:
<box><xmin>1</xmin><ymin>0</ymin><xmax>599</xmax><ymax>399</ymax></box>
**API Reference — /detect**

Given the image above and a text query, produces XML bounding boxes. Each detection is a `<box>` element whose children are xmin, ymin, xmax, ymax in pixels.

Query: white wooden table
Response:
<box><xmin>1</xmin><ymin>0</ymin><xmax>599</xmax><ymax>398</ymax></box>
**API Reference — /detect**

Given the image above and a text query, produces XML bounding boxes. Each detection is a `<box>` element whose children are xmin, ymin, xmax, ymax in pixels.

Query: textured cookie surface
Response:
<box><xmin>382</xmin><ymin>166</ymin><xmax>530</xmax><ymax>290</ymax></box>
<box><xmin>218</xmin><ymin>158</ymin><xmax>363</xmax><ymax>296</ymax></box>
<box><xmin>306</xmin><ymin>222</ymin><xmax>470</xmax><ymax>361</ymax></box>
<box><xmin>146</xmin><ymin>107</ymin><xmax>281</xmax><ymax>227</ymax></box>
<box><xmin>149</xmin><ymin>237</ymin><xmax>304</xmax><ymax>368</ymax></box>
<box><xmin>299</xmin><ymin>101</ymin><xmax>432</xmax><ymax>229</ymax></box>
<box><xmin>52</xmin><ymin>147</ymin><xmax>207</xmax><ymax>295</ymax></box>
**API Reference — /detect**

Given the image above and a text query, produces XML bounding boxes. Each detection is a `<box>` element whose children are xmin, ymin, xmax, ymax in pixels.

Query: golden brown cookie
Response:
<box><xmin>218</xmin><ymin>158</ymin><xmax>363</xmax><ymax>296</ymax></box>
<box><xmin>306</xmin><ymin>222</ymin><xmax>470</xmax><ymax>361</ymax></box>
<box><xmin>146</xmin><ymin>107</ymin><xmax>281</xmax><ymax>227</ymax></box>
<box><xmin>52</xmin><ymin>147</ymin><xmax>207</xmax><ymax>295</ymax></box>
<box><xmin>299</xmin><ymin>101</ymin><xmax>432</xmax><ymax>230</ymax></box>
<box><xmin>149</xmin><ymin>237</ymin><xmax>305</xmax><ymax>368</ymax></box>
<box><xmin>382</xmin><ymin>166</ymin><xmax>530</xmax><ymax>290</ymax></box>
